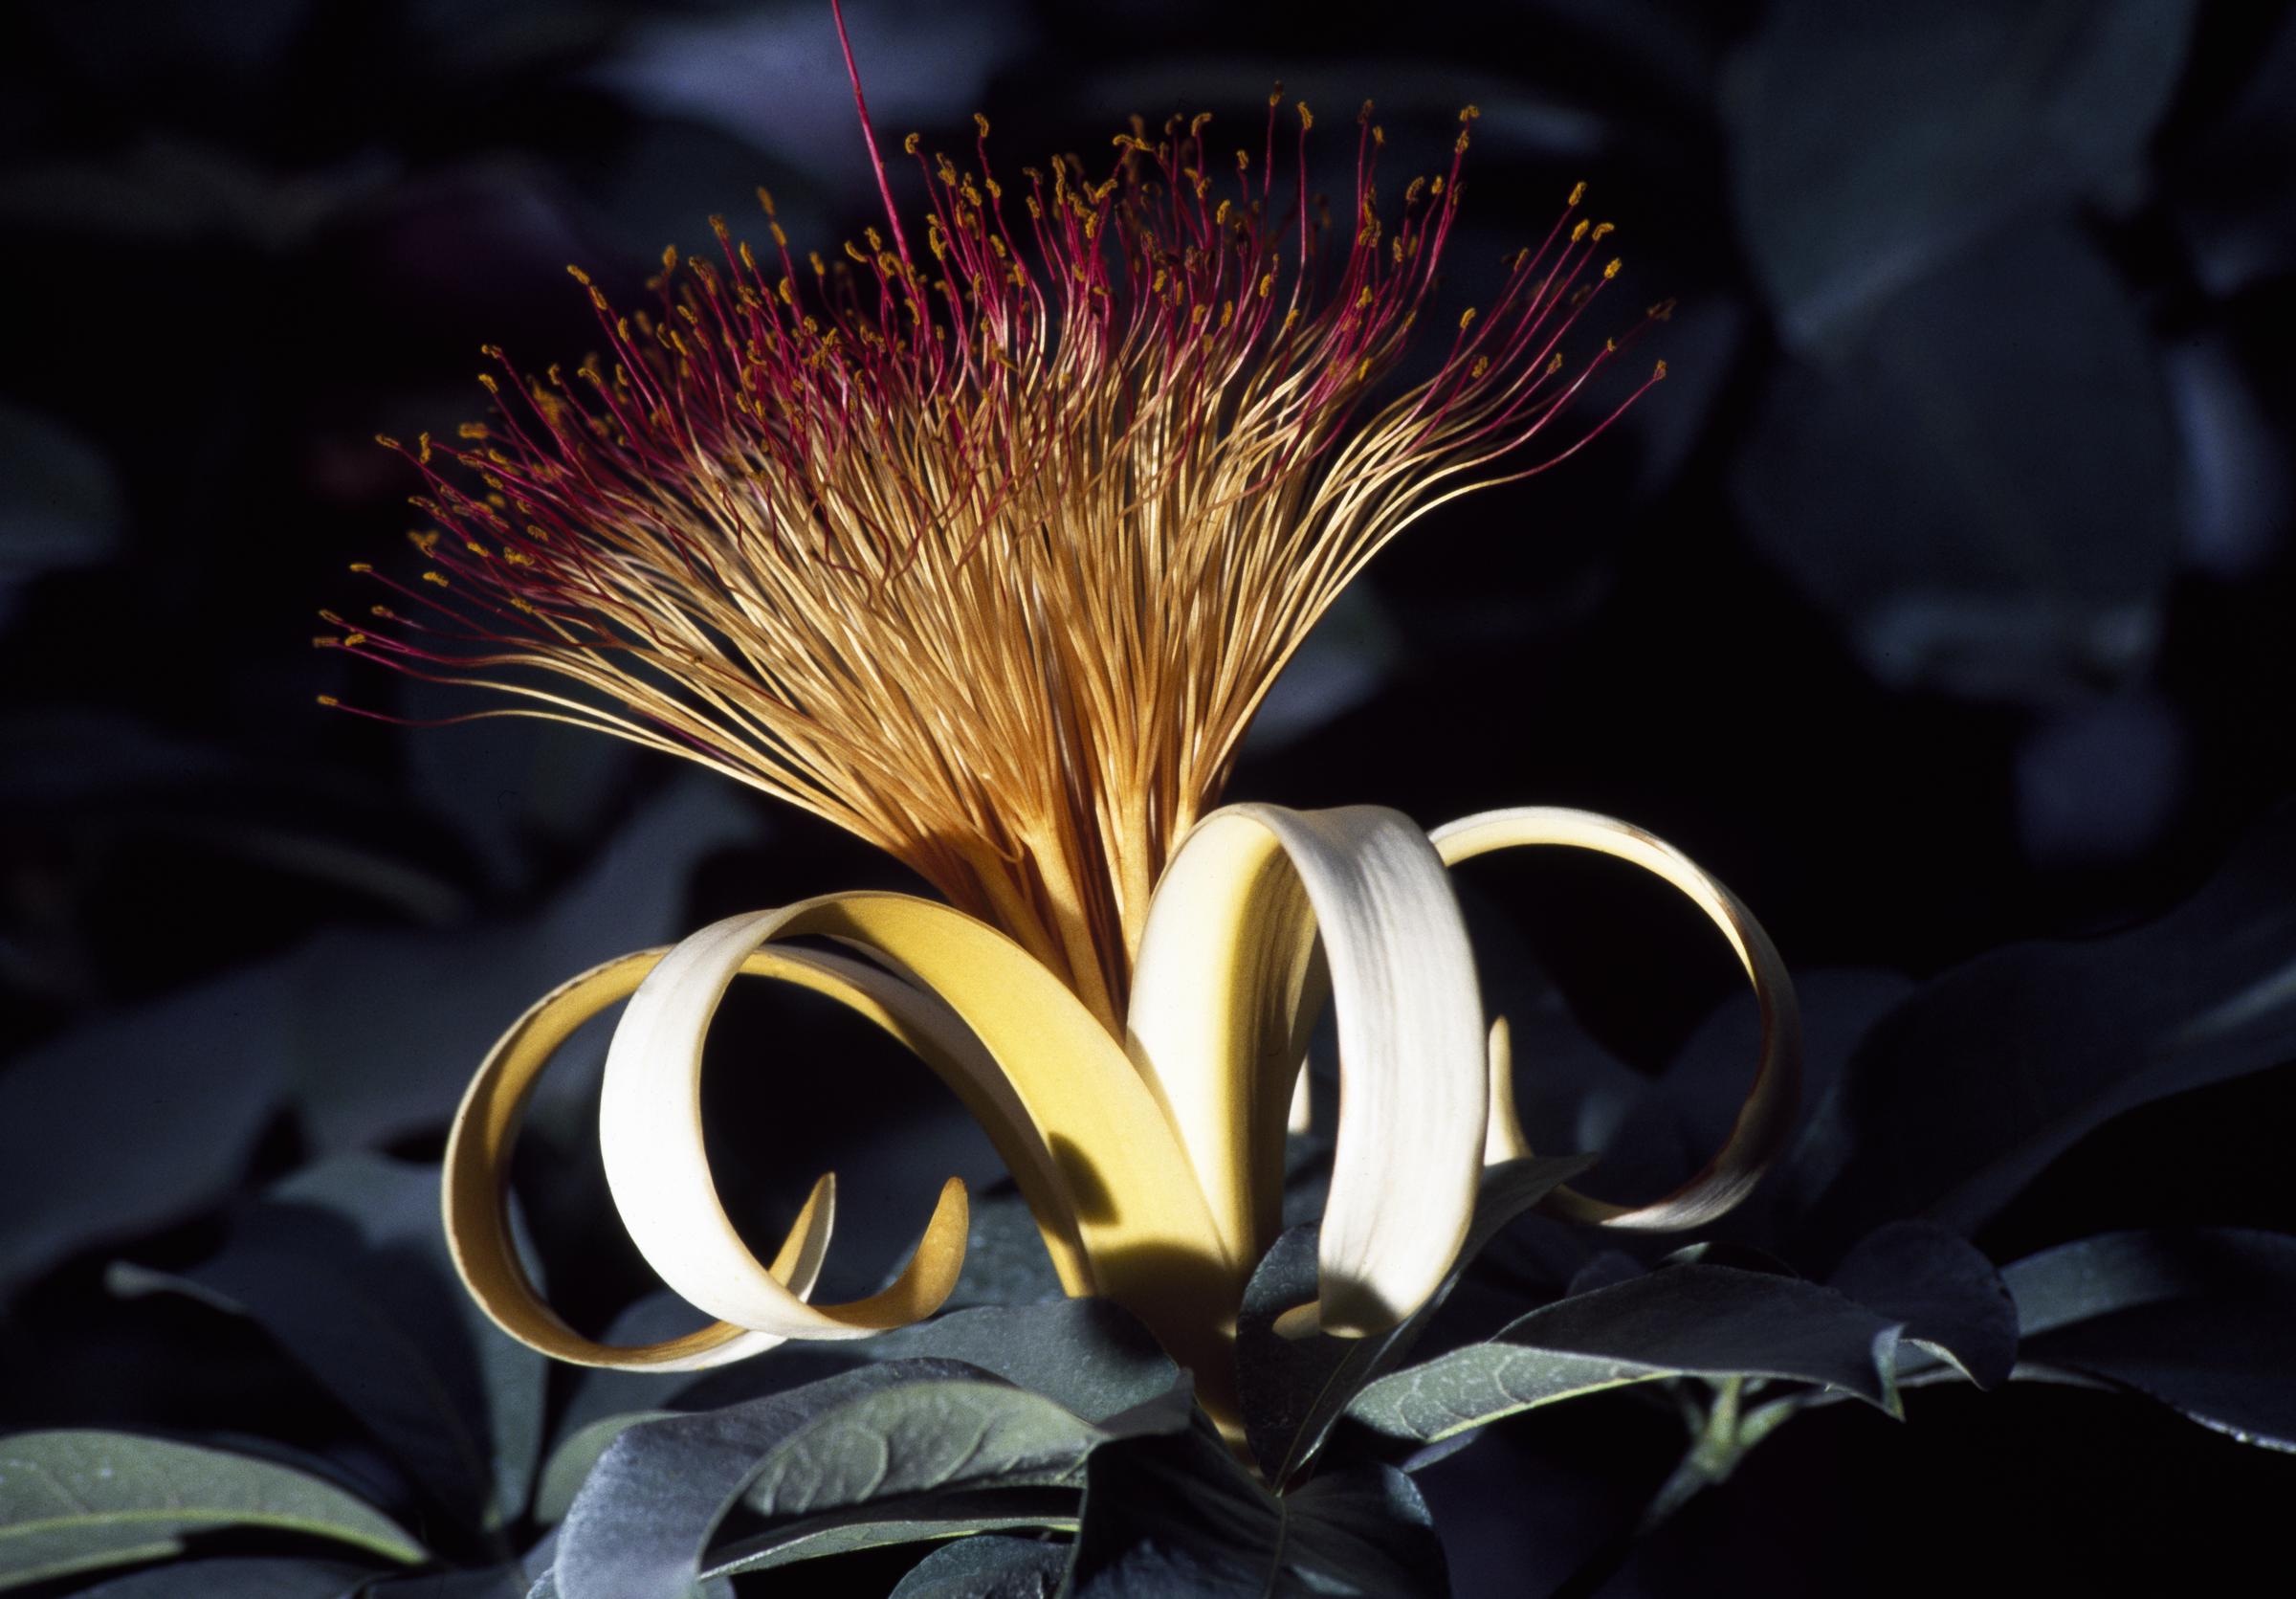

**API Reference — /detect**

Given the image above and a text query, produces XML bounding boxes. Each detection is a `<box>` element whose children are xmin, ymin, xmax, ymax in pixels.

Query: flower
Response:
<box><xmin>316</xmin><ymin>33</ymin><xmax>1666</xmax><ymax>1032</ymax></box>
<box><xmin>335</xmin><ymin>3</ymin><xmax>1799</xmax><ymax>1425</ymax></box>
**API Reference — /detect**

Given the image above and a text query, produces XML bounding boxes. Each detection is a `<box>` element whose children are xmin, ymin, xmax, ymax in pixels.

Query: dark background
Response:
<box><xmin>2</xmin><ymin>1</ymin><xmax>2292</xmax><ymax>1593</ymax></box>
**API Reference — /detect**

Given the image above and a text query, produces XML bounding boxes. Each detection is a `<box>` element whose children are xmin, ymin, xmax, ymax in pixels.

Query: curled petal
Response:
<box><xmin>446</xmin><ymin>947</ymin><xmax>870</xmax><ymax>1370</ymax></box>
<box><xmin>1432</xmin><ymin>807</ymin><xmax>1802</xmax><ymax>1231</ymax></box>
<box><xmin>1484</xmin><ymin>1015</ymin><xmax>1534</xmax><ymax>1166</ymax></box>
<box><xmin>602</xmin><ymin>893</ymin><xmax>1237</xmax><ymax>1383</ymax></box>
<box><xmin>1288</xmin><ymin>1061</ymin><xmax>1314</xmax><ymax>1135</ymax></box>
<box><xmin>1130</xmin><ymin>805</ymin><xmax>1488</xmax><ymax>1339</ymax></box>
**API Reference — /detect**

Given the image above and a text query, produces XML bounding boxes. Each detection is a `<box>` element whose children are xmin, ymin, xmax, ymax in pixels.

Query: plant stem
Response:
<box><xmin>1544</xmin><ymin>1379</ymin><xmax>1751</xmax><ymax>1599</ymax></box>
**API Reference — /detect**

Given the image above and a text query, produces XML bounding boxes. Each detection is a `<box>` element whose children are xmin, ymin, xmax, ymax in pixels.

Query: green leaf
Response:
<box><xmin>364</xmin><ymin>1566</ymin><xmax>532</xmax><ymax>1596</ymax></box>
<box><xmin>1787</xmin><ymin>807</ymin><xmax>2296</xmax><ymax>1257</ymax></box>
<box><xmin>0</xmin><ymin>777</ymin><xmax>758</xmax><ymax>1299</ymax></box>
<box><xmin>856</xmin><ymin>1300</ymin><xmax>1181</xmax><ymax>1426</ymax></box>
<box><xmin>885</xmin><ymin>1533</ymin><xmax>1069</xmax><ymax>1597</ymax></box>
<box><xmin>553</xmin><ymin>1359</ymin><xmax>1189</xmax><ymax>1599</ymax></box>
<box><xmin>67</xmin><ymin>1556</ymin><xmax>379</xmax><ymax>1597</ymax></box>
<box><xmin>0</xmin><ymin>964</ymin><xmax>292</xmax><ymax>1299</ymax></box>
<box><xmin>1827</xmin><ymin>1221</ymin><xmax>2018</xmax><ymax>1388</ymax></box>
<box><xmin>939</xmin><ymin>1182</ymin><xmax>1078</xmax><ymax>1313</ymax></box>
<box><xmin>527</xmin><ymin>1569</ymin><xmax>718</xmax><ymax>1599</ymax></box>
<box><xmin>0</xmin><ymin>400</ymin><xmax>121</xmax><ymax>579</ymax></box>
<box><xmin>546</xmin><ymin>1298</ymin><xmax>1176</xmax><ymax>1475</ymax></box>
<box><xmin>1732</xmin><ymin>222</ymin><xmax>2175</xmax><ymax>704</ymax></box>
<box><xmin>705</xmin><ymin>1491</ymin><xmax>1077</xmax><ymax>1578</ymax></box>
<box><xmin>1236</xmin><ymin>1154</ymin><xmax>1594</xmax><ymax>1482</ymax></box>
<box><xmin>111</xmin><ymin>1154</ymin><xmax>547</xmax><ymax>1534</ymax></box>
<box><xmin>2003</xmin><ymin>1229</ymin><xmax>2296</xmax><ymax>1452</ymax></box>
<box><xmin>1067</xmin><ymin>1417</ymin><xmax>1447</xmax><ymax>1598</ymax></box>
<box><xmin>531</xmin><ymin>1414</ymin><xmax>671</xmax><ymax>1527</ymax></box>
<box><xmin>1729</xmin><ymin>0</ymin><xmax>2198</xmax><ymax>344</ymax></box>
<box><xmin>0</xmin><ymin>1431</ymin><xmax>424</xmax><ymax>1590</ymax></box>
<box><xmin>549</xmin><ymin>1297</ymin><xmax>1177</xmax><ymax>1464</ymax></box>
<box><xmin>1345</xmin><ymin>1264</ymin><xmax>1905</xmax><ymax>1446</ymax></box>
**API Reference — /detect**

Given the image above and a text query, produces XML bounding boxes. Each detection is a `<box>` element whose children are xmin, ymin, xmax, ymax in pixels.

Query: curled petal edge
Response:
<box><xmin>444</xmin><ymin>945</ymin><xmax>856</xmax><ymax>1370</ymax></box>
<box><xmin>595</xmin><ymin>893</ymin><xmax>1238</xmax><ymax>1380</ymax></box>
<box><xmin>447</xmin><ymin>934</ymin><xmax>1093</xmax><ymax>1365</ymax></box>
<box><xmin>1432</xmin><ymin>806</ymin><xmax>1803</xmax><ymax>1232</ymax></box>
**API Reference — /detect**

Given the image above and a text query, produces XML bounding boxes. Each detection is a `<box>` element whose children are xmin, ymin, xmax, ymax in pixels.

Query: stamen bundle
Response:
<box><xmin>321</xmin><ymin>96</ymin><xmax>1664</xmax><ymax>1027</ymax></box>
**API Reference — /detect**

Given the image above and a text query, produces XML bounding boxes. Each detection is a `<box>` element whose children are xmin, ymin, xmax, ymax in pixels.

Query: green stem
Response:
<box><xmin>1544</xmin><ymin>1379</ymin><xmax>1755</xmax><ymax>1599</ymax></box>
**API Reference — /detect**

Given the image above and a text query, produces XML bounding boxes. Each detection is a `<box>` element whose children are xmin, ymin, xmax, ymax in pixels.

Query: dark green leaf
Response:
<box><xmin>553</xmin><ymin>1359</ymin><xmax>1188</xmax><ymax>1599</ymax></box>
<box><xmin>886</xmin><ymin>1535</ymin><xmax>1068</xmax><ymax>1598</ymax></box>
<box><xmin>1345</xmin><ymin>1264</ymin><xmax>1905</xmax><ymax>1446</ymax></box>
<box><xmin>0</xmin><ymin>401</ymin><xmax>121</xmax><ymax>580</ymax></box>
<box><xmin>531</xmin><ymin>1414</ymin><xmax>670</xmax><ymax>1527</ymax></box>
<box><xmin>706</xmin><ymin>1492</ymin><xmax>1076</xmax><ymax>1579</ymax></box>
<box><xmin>934</xmin><ymin>1182</ymin><xmax>1068</xmax><ymax>1313</ymax></box>
<box><xmin>364</xmin><ymin>1567</ymin><xmax>533</xmax><ymax>1597</ymax></box>
<box><xmin>522</xmin><ymin>1568</ymin><xmax>721</xmax><ymax>1599</ymax></box>
<box><xmin>1788</xmin><ymin>808</ymin><xmax>2296</xmax><ymax>1257</ymax></box>
<box><xmin>1067</xmin><ymin>1417</ymin><xmax>1446</xmax><ymax>1599</ymax></box>
<box><xmin>1828</xmin><ymin>1221</ymin><xmax>2018</xmax><ymax>1388</ymax></box>
<box><xmin>859</xmin><ymin>1301</ymin><xmax>1180</xmax><ymax>1425</ymax></box>
<box><xmin>1730</xmin><ymin>0</ymin><xmax>2198</xmax><ymax>344</ymax></box>
<box><xmin>0</xmin><ymin>964</ymin><xmax>292</xmax><ymax>1299</ymax></box>
<box><xmin>549</xmin><ymin>1297</ymin><xmax>1174</xmax><ymax>1467</ymax></box>
<box><xmin>2004</xmin><ymin>1229</ymin><xmax>2296</xmax><ymax>1452</ymax></box>
<box><xmin>0</xmin><ymin>1431</ymin><xmax>423</xmax><ymax>1590</ymax></box>
<box><xmin>67</xmin><ymin>1556</ymin><xmax>376</xmax><ymax>1597</ymax></box>
<box><xmin>112</xmin><ymin>1155</ymin><xmax>546</xmax><ymax>1534</ymax></box>
<box><xmin>0</xmin><ymin>778</ymin><xmax>758</xmax><ymax>1300</ymax></box>
<box><xmin>1236</xmin><ymin>1154</ymin><xmax>1594</xmax><ymax>1483</ymax></box>
<box><xmin>287</xmin><ymin>777</ymin><xmax>762</xmax><ymax>1150</ymax></box>
<box><xmin>1732</xmin><ymin>223</ymin><xmax>2175</xmax><ymax>704</ymax></box>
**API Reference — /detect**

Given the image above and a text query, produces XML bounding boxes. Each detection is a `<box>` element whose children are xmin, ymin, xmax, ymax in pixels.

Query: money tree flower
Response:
<box><xmin>320</xmin><ymin>5</ymin><xmax>1799</xmax><ymax>1420</ymax></box>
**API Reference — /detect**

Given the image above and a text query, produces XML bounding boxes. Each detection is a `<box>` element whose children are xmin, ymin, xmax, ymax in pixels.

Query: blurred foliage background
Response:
<box><xmin>2</xmin><ymin>0</ymin><xmax>2291</xmax><ymax>1592</ymax></box>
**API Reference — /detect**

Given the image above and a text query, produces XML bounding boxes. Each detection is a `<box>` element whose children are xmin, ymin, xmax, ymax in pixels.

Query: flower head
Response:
<box><xmin>320</xmin><ymin>48</ymin><xmax>1666</xmax><ymax>1029</ymax></box>
<box><xmin>386</xmin><ymin>10</ymin><xmax>1791</xmax><ymax>1438</ymax></box>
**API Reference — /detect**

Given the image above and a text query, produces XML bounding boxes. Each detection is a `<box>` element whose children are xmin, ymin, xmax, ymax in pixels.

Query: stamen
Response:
<box><xmin>326</xmin><ymin>85</ymin><xmax>1664</xmax><ymax>1027</ymax></box>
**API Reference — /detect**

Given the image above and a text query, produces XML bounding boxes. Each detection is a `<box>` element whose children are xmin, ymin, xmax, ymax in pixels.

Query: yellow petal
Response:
<box><xmin>783</xmin><ymin>895</ymin><xmax>1239</xmax><ymax>1346</ymax></box>
<box><xmin>1129</xmin><ymin>805</ymin><xmax>1488</xmax><ymax>1339</ymax></box>
<box><xmin>444</xmin><ymin>946</ymin><xmax>854</xmax><ymax>1370</ymax></box>
<box><xmin>598</xmin><ymin>893</ymin><xmax>1238</xmax><ymax>1385</ymax></box>
<box><xmin>1483</xmin><ymin>1015</ymin><xmax>1534</xmax><ymax>1165</ymax></box>
<box><xmin>1432</xmin><ymin>807</ymin><xmax>1802</xmax><ymax>1230</ymax></box>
